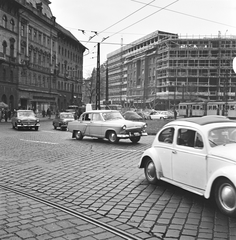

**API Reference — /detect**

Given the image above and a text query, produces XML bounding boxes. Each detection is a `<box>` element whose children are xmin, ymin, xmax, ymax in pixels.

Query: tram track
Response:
<box><xmin>0</xmin><ymin>184</ymin><xmax>145</xmax><ymax>240</ymax></box>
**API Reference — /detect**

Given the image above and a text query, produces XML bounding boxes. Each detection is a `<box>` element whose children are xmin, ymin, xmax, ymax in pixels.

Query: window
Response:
<box><xmin>21</xmin><ymin>25</ymin><xmax>25</xmax><ymax>37</ymax></box>
<box><xmin>3</xmin><ymin>68</ymin><xmax>6</xmax><ymax>81</ymax></box>
<box><xmin>34</xmin><ymin>30</ymin><xmax>37</xmax><ymax>39</ymax></box>
<box><xmin>92</xmin><ymin>113</ymin><xmax>102</xmax><ymax>121</ymax></box>
<box><xmin>158</xmin><ymin>127</ymin><xmax>174</xmax><ymax>144</ymax></box>
<box><xmin>10</xmin><ymin>44</ymin><xmax>14</xmax><ymax>58</ymax></box>
<box><xmin>10</xmin><ymin>19</ymin><xmax>14</xmax><ymax>31</ymax></box>
<box><xmin>82</xmin><ymin>113</ymin><xmax>91</xmax><ymax>121</ymax></box>
<box><xmin>3</xmin><ymin>15</ymin><xmax>7</xmax><ymax>28</ymax></box>
<box><xmin>10</xmin><ymin>70</ymin><xmax>13</xmax><ymax>82</ymax></box>
<box><xmin>177</xmin><ymin>129</ymin><xmax>202</xmax><ymax>148</ymax></box>
<box><xmin>2</xmin><ymin>41</ymin><xmax>7</xmax><ymax>55</ymax></box>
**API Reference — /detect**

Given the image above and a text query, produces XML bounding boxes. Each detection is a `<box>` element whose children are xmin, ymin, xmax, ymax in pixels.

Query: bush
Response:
<box><xmin>145</xmin><ymin>119</ymin><xmax>173</xmax><ymax>135</ymax></box>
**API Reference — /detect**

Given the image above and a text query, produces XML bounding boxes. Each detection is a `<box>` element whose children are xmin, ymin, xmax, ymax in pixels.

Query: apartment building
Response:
<box><xmin>107</xmin><ymin>30</ymin><xmax>236</xmax><ymax>110</ymax></box>
<box><xmin>0</xmin><ymin>0</ymin><xmax>86</xmax><ymax>112</ymax></box>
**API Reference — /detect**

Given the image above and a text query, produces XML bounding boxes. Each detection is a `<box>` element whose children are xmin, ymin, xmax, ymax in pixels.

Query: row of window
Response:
<box><xmin>2</xmin><ymin>15</ymin><xmax>15</xmax><ymax>31</ymax></box>
<box><xmin>58</xmin><ymin>45</ymin><xmax>82</xmax><ymax>64</ymax></box>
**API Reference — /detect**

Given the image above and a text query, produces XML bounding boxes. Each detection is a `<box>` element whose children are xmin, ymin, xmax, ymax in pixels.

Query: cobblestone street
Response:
<box><xmin>0</xmin><ymin>120</ymin><xmax>236</xmax><ymax>239</ymax></box>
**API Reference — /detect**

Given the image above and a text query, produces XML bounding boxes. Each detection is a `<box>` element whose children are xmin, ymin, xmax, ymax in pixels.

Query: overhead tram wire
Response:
<box><xmin>80</xmin><ymin>0</ymin><xmax>156</xmax><ymax>60</ymax></box>
<box><xmin>98</xmin><ymin>0</ymin><xmax>156</xmax><ymax>35</ymax></box>
<box><xmin>103</xmin><ymin>0</ymin><xmax>179</xmax><ymax>41</ymax></box>
<box><xmin>131</xmin><ymin>0</ymin><xmax>236</xmax><ymax>29</ymax></box>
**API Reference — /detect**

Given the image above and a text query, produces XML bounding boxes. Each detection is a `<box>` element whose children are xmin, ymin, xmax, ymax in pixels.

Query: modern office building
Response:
<box><xmin>0</xmin><ymin>0</ymin><xmax>86</xmax><ymax>112</ymax></box>
<box><xmin>107</xmin><ymin>30</ymin><xmax>236</xmax><ymax>110</ymax></box>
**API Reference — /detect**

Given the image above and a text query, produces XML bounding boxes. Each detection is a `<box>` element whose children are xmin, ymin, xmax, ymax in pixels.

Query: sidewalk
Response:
<box><xmin>37</xmin><ymin>114</ymin><xmax>54</xmax><ymax>122</ymax></box>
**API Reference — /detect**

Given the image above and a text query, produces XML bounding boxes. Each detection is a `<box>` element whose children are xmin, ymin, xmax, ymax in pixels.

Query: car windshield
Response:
<box><xmin>102</xmin><ymin>112</ymin><xmax>124</xmax><ymax>121</ymax></box>
<box><xmin>18</xmin><ymin>111</ymin><xmax>35</xmax><ymax>117</ymax></box>
<box><xmin>208</xmin><ymin>127</ymin><xmax>236</xmax><ymax>147</ymax></box>
<box><xmin>60</xmin><ymin>114</ymin><xmax>74</xmax><ymax>118</ymax></box>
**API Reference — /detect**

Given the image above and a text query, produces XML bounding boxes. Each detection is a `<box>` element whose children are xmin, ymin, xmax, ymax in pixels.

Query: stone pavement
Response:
<box><xmin>0</xmin><ymin>188</ymin><xmax>138</xmax><ymax>240</ymax></box>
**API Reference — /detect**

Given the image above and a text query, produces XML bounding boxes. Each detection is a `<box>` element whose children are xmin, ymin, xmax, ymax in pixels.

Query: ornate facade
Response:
<box><xmin>0</xmin><ymin>0</ymin><xmax>86</xmax><ymax>112</ymax></box>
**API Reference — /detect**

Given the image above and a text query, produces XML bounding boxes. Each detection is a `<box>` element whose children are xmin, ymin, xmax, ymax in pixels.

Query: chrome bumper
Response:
<box><xmin>117</xmin><ymin>132</ymin><xmax>148</xmax><ymax>138</ymax></box>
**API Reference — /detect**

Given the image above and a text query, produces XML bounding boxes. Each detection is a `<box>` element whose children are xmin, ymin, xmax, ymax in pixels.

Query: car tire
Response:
<box><xmin>53</xmin><ymin>124</ymin><xmax>57</xmax><ymax>130</ymax></box>
<box><xmin>75</xmin><ymin>130</ymin><xmax>83</xmax><ymax>140</ymax></box>
<box><xmin>35</xmin><ymin>126</ymin><xmax>39</xmax><ymax>131</ymax></box>
<box><xmin>12</xmin><ymin>123</ymin><xmax>15</xmax><ymax>129</ymax></box>
<box><xmin>214</xmin><ymin>178</ymin><xmax>236</xmax><ymax>217</ymax></box>
<box><xmin>144</xmin><ymin>158</ymin><xmax>158</xmax><ymax>184</ymax></box>
<box><xmin>108</xmin><ymin>131</ymin><xmax>119</xmax><ymax>143</ymax></box>
<box><xmin>130</xmin><ymin>136</ymin><xmax>141</xmax><ymax>143</ymax></box>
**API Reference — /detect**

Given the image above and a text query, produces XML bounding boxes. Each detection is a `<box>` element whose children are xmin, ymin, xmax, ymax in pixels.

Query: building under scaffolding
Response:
<box><xmin>107</xmin><ymin>30</ymin><xmax>236</xmax><ymax>110</ymax></box>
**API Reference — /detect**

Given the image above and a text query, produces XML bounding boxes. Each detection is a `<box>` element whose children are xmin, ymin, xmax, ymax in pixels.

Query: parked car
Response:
<box><xmin>138</xmin><ymin>115</ymin><xmax>236</xmax><ymax>216</ymax></box>
<box><xmin>68</xmin><ymin>110</ymin><xmax>148</xmax><ymax>143</ymax></box>
<box><xmin>53</xmin><ymin>112</ymin><xmax>75</xmax><ymax>130</ymax></box>
<box><xmin>123</xmin><ymin>111</ymin><xmax>143</xmax><ymax>121</ymax></box>
<box><xmin>150</xmin><ymin>111</ymin><xmax>169</xmax><ymax>120</ymax></box>
<box><xmin>136</xmin><ymin>110</ymin><xmax>151</xmax><ymax>120</ymax></box>
<box><xmin>11</xmin><ymin>110</ymin><xmax>40</xmax><ymax>131</ymax></box>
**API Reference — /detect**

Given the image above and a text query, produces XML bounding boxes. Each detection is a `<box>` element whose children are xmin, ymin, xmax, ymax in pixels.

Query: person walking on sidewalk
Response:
<box><xmin>47</xmin><ymin>108</ymin><xmax>51</xmax><ymax>119</ymax></box>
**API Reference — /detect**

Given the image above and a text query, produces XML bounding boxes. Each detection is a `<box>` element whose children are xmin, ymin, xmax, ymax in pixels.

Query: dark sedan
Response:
<box><xmin>53</xmin><ymin>112</ymin><xmax>74</xmax><ymax>130</ymax></box>
<box><xmin>123</xmin><ymin>111</ymin><xmax>143</xmax><ymax>121</ymax></box>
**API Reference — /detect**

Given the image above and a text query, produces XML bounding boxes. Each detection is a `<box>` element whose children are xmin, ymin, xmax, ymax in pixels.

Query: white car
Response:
<box><xmin>68</xmin><ymin>110</ymin><xmax>147</xmax><ymax>143</ymax></box>
<box><xmin>150</xmin><ymin>111</ymin><xmax>169</xmax><ymax>120</ymax></box>
<box><xmin>138</xmin><ymin>115</ymin><xmax>236</xmax><ymax>216</ymax></box>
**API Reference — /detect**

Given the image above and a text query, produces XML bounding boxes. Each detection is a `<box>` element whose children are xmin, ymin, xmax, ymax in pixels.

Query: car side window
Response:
<box><xmin>158</xmin><ymin>127</ymin><xmax>174</xmax><ymax>144</ymax></box>
<box><xmin>92</xmin><ymin>113</ymin><xmax>102</xmax><ymax>121</ymax></box>
<box><xmin>82</xmin><ymin>113</ymin><xmax>91</xmax><ymax>121</ymax></box>
<box><xmin>177</xmin><ymin>129</ymin><xmax>202</xmax><ymax>148</ymax></box>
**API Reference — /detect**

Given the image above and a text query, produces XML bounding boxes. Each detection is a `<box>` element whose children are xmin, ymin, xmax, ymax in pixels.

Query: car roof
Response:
<box><xmin>17</xmin><ymin>110</ymin><xmax>34</xmax><ymax>112</ymax></box>
<box><xmin>166</xmin><ymin>115</ymin><xmax>235</xmax><ymax>126</ymax></box>
<box><xmin>83</xmin><ymin>110</ymin><xmax>119</xmax><ymax>114</ymax></box>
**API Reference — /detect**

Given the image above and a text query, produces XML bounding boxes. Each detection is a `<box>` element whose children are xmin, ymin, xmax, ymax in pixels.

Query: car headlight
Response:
<box><xmin>122</xmin><ymin>125</ymin><xmax>126</xmax><ymax>130</ymax></box>
<box><xmin>17</xmin><ymin>119</ymin><xmax>21</xmax><ymax>123</ymax></box>
<box><xmin>143</xmin><ymin>123</ymin><xmax>147</xmax><ymax>128</ymax></box>
<box><xmin>36</xmin><ymin>119</ymin><xmax>40</xmax><ymax>123</ymax></box>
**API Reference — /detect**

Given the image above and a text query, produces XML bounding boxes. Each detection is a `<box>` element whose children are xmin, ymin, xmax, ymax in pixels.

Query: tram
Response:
<box><xmin>178</xmin><ymin>101</ymin><xmax>236</xmax><ymax>119</ymax></box>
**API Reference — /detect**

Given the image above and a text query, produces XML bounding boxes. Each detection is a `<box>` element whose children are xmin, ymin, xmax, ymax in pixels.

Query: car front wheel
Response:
<box><xmin>108</xmin><ymin>131</ymin><xmax>119</xmax><ymax>143</ymax></box>
<box><xmin>130</xmin><ymin>136</ymin><xmax>141</xmax><ymax>143</ymax></box>
<box><xmin>75</xmin><ymin>130</ymin><xmax>83</xmax><ymax>140</ymax></box>
<box><xmin>144</xmin><ymin>158</ymin><xmax>158</xmax><ymax>184</ymax></box>
<box><xmin>214</xmin><ymin>178</ymin><xmax>236</xmax><ymax>217</ymax></box>
<box><xmin>35</xmin><ymin>126</ymin><xmax>39</xmax><ymax>131</ymax></box>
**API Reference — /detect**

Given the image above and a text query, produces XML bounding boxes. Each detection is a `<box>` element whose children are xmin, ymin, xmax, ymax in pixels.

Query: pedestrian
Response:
<box><xmin>47</xmin><ymin>108</ymin><xmax>51</xmax><ymax>119</ymax></box>
<box><xmin>42</xmin><ymin>109</ymin><xmax>45</xmax><ymax>117</ymax></box>
<box><xmin>4</xmin><ymin>109</ymin><xmax>8</xmax><ymax>122</ymax></box>
<box><xmin>0</xmin><ymin>109</ymin><xmax>2</xmax><ymax>122</ymax></box>
<box><xmin>8</xmin><ymin>109</ymin><xmax>11</xmax><ymax>120</ymax></box>
<box><xmin>174</xmin><ymin>109</ymin><xmax>177</xmax><ymax>120</ymax></box>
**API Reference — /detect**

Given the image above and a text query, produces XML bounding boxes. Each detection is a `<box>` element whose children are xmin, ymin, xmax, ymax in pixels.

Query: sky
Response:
<box><xmin>49</xmin><ymin>0</ymin><xmax>236</xmax><ymax>78</ymax></box>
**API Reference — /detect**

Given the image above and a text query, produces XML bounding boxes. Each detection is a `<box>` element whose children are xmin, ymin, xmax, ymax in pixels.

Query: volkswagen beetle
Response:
<box><xmin>138</xmin><ymin>115</ymin><xmax>236</xmax><ymax>216</ymax></box>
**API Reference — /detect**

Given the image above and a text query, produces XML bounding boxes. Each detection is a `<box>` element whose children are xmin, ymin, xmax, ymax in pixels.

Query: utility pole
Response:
<box><xmin>96</xmin><ymin>43</ymin><xmax>100</xmax><ymax>110</ymax></box>
<box><xmin>120</xmin><ymin>38</ymin><xmax>123</xmax><ymax>106</ymax></box>
<box><xmin>106</xmin><ymin>61</ymin><xmax>109</xmax><ymax>105</ymax></box>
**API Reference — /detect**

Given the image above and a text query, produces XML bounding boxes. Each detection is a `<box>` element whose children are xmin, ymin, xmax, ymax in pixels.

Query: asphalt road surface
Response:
<box><xmin>0</xmin><ymin>120</ymin><xmax>235</xmax><ymax>240</ymax></box>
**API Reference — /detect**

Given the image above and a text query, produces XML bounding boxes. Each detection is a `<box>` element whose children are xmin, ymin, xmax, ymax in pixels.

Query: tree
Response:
<box><xmin>83</xmin><ymin>68</ymin><xmax>96</xmax><ymax>104</ymax></box>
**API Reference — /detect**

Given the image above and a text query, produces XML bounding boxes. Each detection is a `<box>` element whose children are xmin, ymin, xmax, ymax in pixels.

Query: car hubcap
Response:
<box><xmin>147</xmin><ymin>161</ymin><xmax>155</xmax><ymax>180</ymax></box>
<box><xmin>110</xmin><ymin>133</ymin><xmax>116</xmax><ymax>142</ymax></box>
<box><xmin>219</xmin><ymin>183</ymin><xmax>236</xmax><ymax>211</ymax></box>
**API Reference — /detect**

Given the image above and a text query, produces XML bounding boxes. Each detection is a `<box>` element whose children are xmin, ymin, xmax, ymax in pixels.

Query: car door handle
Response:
<box><xmin>172</xmin><ymin>150</ymin><xmax>177</xmax><ymax>154</ymax></box>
